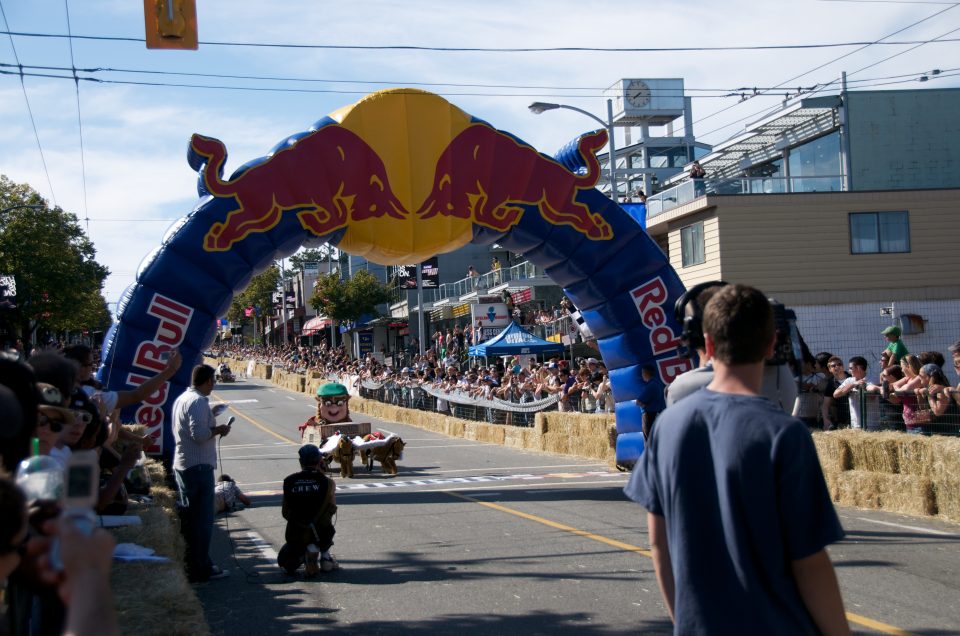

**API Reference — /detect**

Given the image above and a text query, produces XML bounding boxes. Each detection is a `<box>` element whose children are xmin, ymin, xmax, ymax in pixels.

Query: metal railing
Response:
<box><xmin>647</xmin><ymin>175</ymin><xmax>844</xmax><ymax>221</ymax></box>
<box><xmin>392</xmin><ymin>260</ymin><xmax>551</xmax><ymax>307</ymax></box>
<box><xmin>822</xmin><ymin>388</ymin><xmax>959</xmax><ymax>436</ymax></box>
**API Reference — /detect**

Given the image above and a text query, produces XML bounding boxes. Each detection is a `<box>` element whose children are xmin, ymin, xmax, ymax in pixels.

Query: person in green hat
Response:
<box><xmin>298</xmin><ymin>383</ymin><xmax>352</xmax><ymax>436</ymax></box>
<box><xmin>881</xmin><ymin>325</ymin><xmax>908</xmax><ymax>365</ymax></box>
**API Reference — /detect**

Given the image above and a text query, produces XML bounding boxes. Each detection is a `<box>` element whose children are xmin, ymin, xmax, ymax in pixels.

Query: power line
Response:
<box><xmin>3</xmin><ymin>61</ymin><xmax>955</xmax><ymax>100</ymax></box>
<box><xmin>64</xmin><ymin>0</ymin><xmax>89</xmax><ymax>230</ymax></box>
<box><xmin>0</xmin><ymin>2</ymin><xmax>57</xmax><ymax>208</ymax></box>
<box><xmin>677</xmin><ymin>3</ymin><xmax>960</xmax><ymax>140</ymax></box>
<box><xmin>2</xmin><ymin>28</ymin><xmax>960</xmax><ymax>53</ymax></box>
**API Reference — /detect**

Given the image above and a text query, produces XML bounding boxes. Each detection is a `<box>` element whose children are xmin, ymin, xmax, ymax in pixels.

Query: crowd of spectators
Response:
<box><xmin>791</xmin><ymin>336</ymin><xmax>960</xmax><ymax>435</ymax></box>
<box><xmin>0</xmin><ymin>340</ymin><xmax>185</xmax><ymax>635</ymax></box>
<box><xmin>210</xmin><ymin>340</ymin><xmax>618</xmax><ymax>417</ymax></box>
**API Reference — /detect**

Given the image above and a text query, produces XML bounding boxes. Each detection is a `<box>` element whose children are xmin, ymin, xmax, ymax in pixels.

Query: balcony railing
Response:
<box><xmin>646</xmin><ymin>175</ymin><xmax>844</xmax><ymax>221</ymax></box>
<box><xmin>392</xmin><ymin>260</ymin><xmax>551</xmax><ymax>307</ymax></box>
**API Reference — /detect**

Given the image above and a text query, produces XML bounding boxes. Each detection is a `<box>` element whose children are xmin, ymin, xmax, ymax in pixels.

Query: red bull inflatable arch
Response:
<box><xmin>97</xmin><ymin>89</ymin><xmax>690</xmax><ymax>466</ymax></box>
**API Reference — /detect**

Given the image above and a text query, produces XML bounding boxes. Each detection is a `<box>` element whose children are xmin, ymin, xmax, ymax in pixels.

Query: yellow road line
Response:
<box><xmin>446</xmin><ymin>490</ymin><xmax>651</xmax><ymax>557</ymax></box>
<box><xmin>447</xmin><ymin>491</ymin><xmax>917</xmax><ymax>635</ymax></box>
<box><xmin>845</xmin><ymin>613</ymin><xmax>917</xmax><ymax>636</ymax></box>
<box><xmin>212</xmin><ymin>391</ymin><xmax>299</xmax><ymax>446</ymax></box>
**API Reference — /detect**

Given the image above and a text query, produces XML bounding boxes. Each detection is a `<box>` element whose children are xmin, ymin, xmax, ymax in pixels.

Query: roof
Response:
<box><xmin>469</xmin><ymin>321</ymin><xmax>565</xmax><ymax>357</ymax></box>
<box><xmin>673</xmin><ymin>95</ymin><xmax>841</xmax><ymax>181</ymax></box>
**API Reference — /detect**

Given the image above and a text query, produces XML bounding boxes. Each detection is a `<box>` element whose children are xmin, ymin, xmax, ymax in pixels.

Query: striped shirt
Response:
<box><xmin>172</xmin><ymin>387</ymin><xmax>218</xmax><ymax>470</ymax></box>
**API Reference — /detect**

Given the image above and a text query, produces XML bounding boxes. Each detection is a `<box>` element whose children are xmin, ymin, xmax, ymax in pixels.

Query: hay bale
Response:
<box><xmin>933</xmin><ymin>477</ymin><xmax>960</xmax><ymax>523</ymax></box>
<box><xmin>111</xmin><ymin>467</ymin><xmax>207</xmax><ymax>636</ymax></box>
<box><xmin>542</xmin><ymin>432</ymin><xmax>571</xmax><ymax>455</ymax></box>
<box><xmin>113</xmin><ymin>560</ymin><xmax>208</xmax><ymax>636</ymax></box>
<box><xmin>473</xmin><ymin>423</ymin><xmax>505</xmax><ymax>445</ymax></box>
<box><xmin>503</xmin><ymin>426</ymin><xmax>535</xmax><ymax>450</ymax></box>
<box><xmin>833</xmin><ymin>470</ymin><xmax>935</xmax><ymax>516</ymax></box>
<box><xmin>895</xmin><ymin>436</ymin><xmax>936</xmax><ymax>477</ymax></box>
<box><xmin>930</xmin><ymin>437</ymin><xmax>960</xmax><ymax>482</ymax></box>
<box><xmin>846</xmin><ymin>432</ymin><xmax>900</xmax><ymax>474</ymax></box>
<box><xmin>812</xmin><ymin>432</ymin><xmax>851</xmax><ymax>473</ymax></box>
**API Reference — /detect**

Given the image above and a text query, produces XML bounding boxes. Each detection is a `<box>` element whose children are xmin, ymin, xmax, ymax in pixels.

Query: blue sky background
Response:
<box><xmin>1</xmin><ymin>0</ymin><xmax>958</xmax><ymax>305</ymax></box>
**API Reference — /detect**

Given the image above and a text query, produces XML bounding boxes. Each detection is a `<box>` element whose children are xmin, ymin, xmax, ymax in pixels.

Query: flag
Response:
<box><xmin>244</xmin><ymin>306</ymin><xmax>254</xmax><ymax>317</ymax></box>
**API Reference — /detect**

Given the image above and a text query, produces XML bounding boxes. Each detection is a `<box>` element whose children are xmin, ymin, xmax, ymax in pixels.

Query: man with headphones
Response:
<box><xmin>669</xmin><ymin>281</ymin><xmax>797</xmax><ymax>412</ymax></box>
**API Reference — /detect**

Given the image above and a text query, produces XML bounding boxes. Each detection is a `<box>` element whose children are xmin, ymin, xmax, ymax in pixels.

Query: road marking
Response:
<box><xmin>218</xmin><ymin>443</ymin><xmax>286</xmax><ymax>450</ymax></box>
<box><xmin>246</xmin><ymin>479</ymin><xmax>629</xmax><ymax>499</ymax></box>
<box><xmin>286</xmin><ymin>396</ymin><xmax>297</xmax><ymax>401</ymax></box>
<box><xmin>448</xmin><ymin>490</ymin><xmax>651</xmax><ymax>556</ymax></box>
<box><xmin>448</xmin><ymin>492</ymin><xmax>918</xmax><ymax>636</ymax></box>
<box><xmin>226</xmin><ymin>399</ymin><xmax>259</xmax><ymax>404</ymax></box>
<box><xmin>852</xmin><ymin>516</ymin><xmax>958</xmax><ymax>538</ymax></box>
<box><xmin>215</xmin><ymin>399</ymin><xmax>299</xmax><ymax>446</ymax></box>
<box><xmin>244</xmin><ymin>531</ymin><xmax>277</xmax><ymax>561</ymax></box>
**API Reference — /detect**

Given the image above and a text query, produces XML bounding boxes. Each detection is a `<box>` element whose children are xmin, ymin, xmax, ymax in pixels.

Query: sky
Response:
<box><xmin>1</xmin><ymin>0</ymin><xmax>958</xmax><ymax>308</ymax></box>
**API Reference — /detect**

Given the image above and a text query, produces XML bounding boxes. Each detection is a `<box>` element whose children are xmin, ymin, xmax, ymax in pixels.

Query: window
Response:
<box><xmin>681</xmin><ymin>222</ymin><xmax>706</xmax><ymax>267</ymax></box>
<box><xmin>849</xmin><ymin>211</ymin><xmax>910</xmax><ymax>254</ymax></box>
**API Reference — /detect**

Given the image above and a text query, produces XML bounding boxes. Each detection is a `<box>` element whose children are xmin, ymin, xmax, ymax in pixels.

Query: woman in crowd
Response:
<box><xmin>888</xmin><ymin>354</ymin><xmax>924</xmax><ymax>434</ymax></box>
<box><xmin>916</xmin><ymin>363</ymin><xmax>959</xmax><ymax>432</ymax></box>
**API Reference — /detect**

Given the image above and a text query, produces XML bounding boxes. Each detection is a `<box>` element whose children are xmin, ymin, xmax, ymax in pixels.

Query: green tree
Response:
<box><xmin>285</xmin><ymin>245</ymin><xmax>342</xmax><ymax>279</ymax></box>
<box><xmin>226</xmin><ymin>265</ymin><xmax>280</xmax><ymax>343</ymax></box>
<box><xmin>0</xmin><ymin>175</ymin><xmax>111</xmax><ymax>341</ymax></box>
<box><xmin>310</xmin><ymin>269</ymin><xmax>392</xmax><ymax>324</ymax></box>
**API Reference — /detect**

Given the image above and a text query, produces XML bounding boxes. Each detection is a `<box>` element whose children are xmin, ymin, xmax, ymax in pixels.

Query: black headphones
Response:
<box><xmin>674</xmin><ymin>280</ymin><xmax>728</xmax><ymax>358</ymax></box>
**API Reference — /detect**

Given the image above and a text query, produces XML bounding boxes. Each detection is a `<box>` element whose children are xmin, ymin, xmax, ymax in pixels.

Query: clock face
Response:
<box><xmin>626</xmin><ymin>80</ymin><xmax>651</xmax><ymax>108</ymax></box>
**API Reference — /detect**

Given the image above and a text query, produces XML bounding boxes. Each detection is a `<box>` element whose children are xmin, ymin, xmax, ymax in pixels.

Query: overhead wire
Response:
<box><xmin>2</xmin><ymin>28</ymin><xmax>960</xmax><ymax>52</ymax></box>
<box><xmin>676</xmin><ymin>2</ymin><xmax>960</xmax><ymax>138</ymax></box>
<box><xmin>64</xmin><ymin>0</ymin><xmax>89</xmax><ymax>230</ymax></box>
<box><xmin>1</xmin><ymin>61</ymin><xmax>956</xmax><ymax>99</ymax></box>
<box><xmin>0</xmin><ymin>0</ymin><xmax>57</xmax><ymax>208</ymax></box>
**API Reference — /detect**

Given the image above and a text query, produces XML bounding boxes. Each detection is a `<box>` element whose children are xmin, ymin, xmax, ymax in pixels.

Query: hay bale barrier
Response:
<box><xmin>112</xmin><ymin>460</ymin><xmax>208</xmax><ymax>636</ymax></box>
<box><xmin>814</xmin><ymin>430</ymin><xmax>960</xmax><ymax>523</ymax></box>
<box><xmin>204</xmin><ymin>361</ymin><xmax>960</xmax><ymax>523</ymax></box>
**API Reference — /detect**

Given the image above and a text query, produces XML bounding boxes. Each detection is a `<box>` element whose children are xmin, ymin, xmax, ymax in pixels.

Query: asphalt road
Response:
<box><xmin>191</xmin><ymin>377</ymin><xmax>960</xmax><ymax>635</ymax></box>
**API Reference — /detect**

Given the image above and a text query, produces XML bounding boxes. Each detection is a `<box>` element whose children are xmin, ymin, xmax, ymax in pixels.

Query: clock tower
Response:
<box><xmin>606</xmin><ymin>78</ymin><xmax>685</xmax><ymax>125</ymax></box>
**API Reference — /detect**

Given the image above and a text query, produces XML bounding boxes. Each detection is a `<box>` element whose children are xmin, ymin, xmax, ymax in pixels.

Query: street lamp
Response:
<box><xmin>529</xmin><ymin>99</ymin><xmax>618</xmax><ymax>200</ymax></box>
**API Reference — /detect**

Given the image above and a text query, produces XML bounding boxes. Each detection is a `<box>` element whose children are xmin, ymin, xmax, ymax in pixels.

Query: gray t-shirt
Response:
<box><xmin>666</xmin><ymin>363</ymin><xmax>797</xmax><ymax>413</ymax></box>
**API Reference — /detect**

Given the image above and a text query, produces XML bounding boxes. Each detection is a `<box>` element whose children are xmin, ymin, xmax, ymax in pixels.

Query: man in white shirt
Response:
<box><xmin>833</xmin><ymin>356</ymin><xmax>879</xmax><ymax>430</ymax></box>
<box><xmin>172</xmin><ymin>364</ymin><xmax>231</xmax><ymax>583</ymax></box>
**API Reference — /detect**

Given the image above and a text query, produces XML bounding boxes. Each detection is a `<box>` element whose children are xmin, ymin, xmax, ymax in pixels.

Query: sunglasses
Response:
<box><xmin>72</xmin><ymin>410</ymin><xmax>93</xmax><ymax>426</ymax></box>
<box><xmin>38</xmin><ymin>412</ymin><xmax>66</xmax><ymax>433</ymax></box>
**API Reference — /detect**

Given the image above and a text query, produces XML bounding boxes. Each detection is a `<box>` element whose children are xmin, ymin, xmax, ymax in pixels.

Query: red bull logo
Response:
<box><xmin>192</xmin><ymin>126</ymin><xmax>407</xmax><ymax>251</ymax></box>
<box><xmin>416</xmin><ymin>124</ymin><xmax>612</xmax><ymax>239</ymax></box>
<box><xmin>194</xmin><ymin>90</ymin><xmax>614</xmax><ymax>258</ymax></box>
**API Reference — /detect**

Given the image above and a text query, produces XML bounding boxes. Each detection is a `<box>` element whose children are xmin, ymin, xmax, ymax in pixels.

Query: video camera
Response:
<box><xmin>674</xmin><ymin>280</ymin><xmax>802</xmax><ymax>367</ymax></box>
<box><xmin>768</xmin><ymin>300</ymin><xmax>802</xmax><ymax>368</ymax></box>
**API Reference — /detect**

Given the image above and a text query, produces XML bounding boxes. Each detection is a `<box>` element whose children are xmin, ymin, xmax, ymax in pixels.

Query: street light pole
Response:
<box><xmin>528</xmin><ymin>100</ymin><xmax>618</xmax><ymax>201</ymax></box>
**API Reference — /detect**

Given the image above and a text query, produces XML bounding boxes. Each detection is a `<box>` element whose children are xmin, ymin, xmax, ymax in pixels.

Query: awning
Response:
<box><xmin>302</xmin><ymin>316</ymin><xmax>331</xmax><ymax>336</ymax></box>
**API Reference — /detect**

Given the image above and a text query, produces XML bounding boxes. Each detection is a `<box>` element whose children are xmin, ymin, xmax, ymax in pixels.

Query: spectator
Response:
<box><xmin>689</xmin><ymin>161</ymin><xmax>706</xmax><ymax>179</ymax></box>
<box><xmin>888</xmin><ymin>355</ymin><xmax>924</xmax><ymax>434</ymax></box>
<box><xmin>171</xmin><ymin>364</ymin><xmax>232</xmax><ymax>583</ymax></box>
<box><xmin>491</xmin><ymin>256</ymin><xmax>502</xmax><ymax>285</ymax></box>
<box><xmin>635</xmin><ymin>365</ymin><xmax>666</xmax><ymax>440</ymax></box>
<box><xmin>279</xmin><ymin>445</ymin><xmax>338</xmax><ymax>577</ymax></box>
<box><xmin>881</xmin><ymin>325</ymin><xmax>908</xmax><ymax>365</ymax></box>
<box><xmin>793</xmin><ymin>355</ymin><xmax>825</xmax><ymax>429</ymax></box>
<box><xmin>625</xmin><ymin>284</ymin><xmax>849</xmax><ymax>634</ymax></box>
<box><xmin>821</xmin><ymin>356</ymin><xmax>850</xmax><ymax>431</ymax></box>
<box><xmin>215</xmin><ymin>475</ymin><xmax>252</xmax><ymax>513</ymax></box>
<box><xmin>832</xmin><ymin>356</ymin><xmax>878</xmax><ymax>430</ymax></box>
<box><xmin>916</xmin><ymin>364</ymin><xmax>958</xmax><ymax>429</ymax></box>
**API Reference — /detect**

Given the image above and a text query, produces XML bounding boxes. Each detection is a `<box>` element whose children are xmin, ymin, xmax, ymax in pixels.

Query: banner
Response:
<box><xmin>396</xmin><ymin>256</ymin><xmax>439</xmax><ymax>289</ymax></box>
